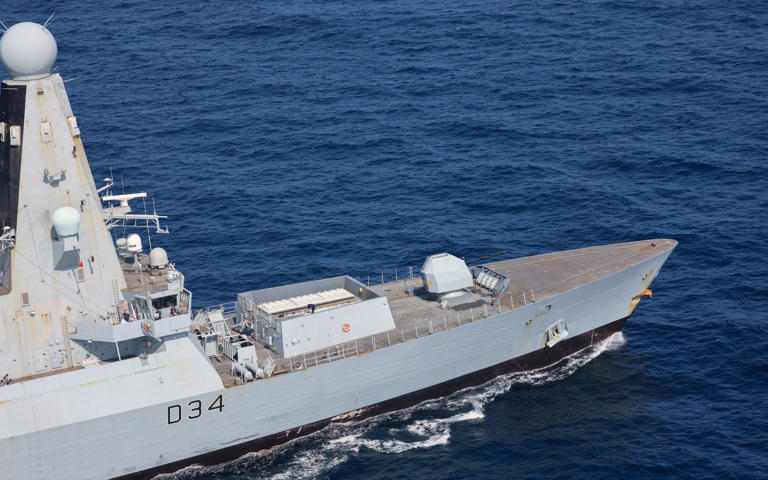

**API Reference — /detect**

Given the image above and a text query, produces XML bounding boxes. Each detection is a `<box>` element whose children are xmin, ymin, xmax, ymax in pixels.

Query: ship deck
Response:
<box><xmin>120</xmin><ymin>254</ymin><xmax>171</xmax><ymax>294</ymax></box>
<box><xmin>208</xmin><ymin>239</ymin><xmax>676</xmax><ymax>387</ymax></box>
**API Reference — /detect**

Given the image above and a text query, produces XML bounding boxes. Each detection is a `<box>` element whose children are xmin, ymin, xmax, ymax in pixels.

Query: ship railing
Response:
<box><xmin>195</xmin><ymin>301</ymin><xmax>237</xmax><ymax>318</ymax></box>
<box><xmin>505</xmin><ymin>288</ymin><xmax>538</xmax><ymax>310</ymax></box>
<box><xmin>192</xmin><ymin>288</ymin><xmax>536</xmax><ymax>331</ymax></box>
<box><xmin>355</xmin><ymin>265</ymin><xmax>424</xmax><ymax>287</ymax></box>
<box><xmin>274</xmin><ymin>302</ymin><xmax>511</xmax><ymax>374</ymax></box>
<box><xmin>355</xmin><ymin>266</ymin><xmax>538</xmax><ymax>311</ymax></box>
<box><xmin>193</xmin><ymin>289</ymin><xmax>538</xmax><ymax>377</ymax></box>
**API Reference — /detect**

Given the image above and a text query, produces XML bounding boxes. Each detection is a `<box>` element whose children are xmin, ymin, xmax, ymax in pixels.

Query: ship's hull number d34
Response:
<box><xmin>167</xmin><ymin>394</ymin><xmax>224</xmax><ymax>424</ymax></box>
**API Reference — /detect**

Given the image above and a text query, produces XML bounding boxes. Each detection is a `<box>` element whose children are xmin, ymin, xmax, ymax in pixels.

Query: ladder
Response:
<box><xmin>112</xmin><ymin>278</ymin><xmax>122</xmax><ymax>324</ymax></box>
<box><xmin>61</xmin><ymin>313</ymin><xmax>74</xmax><ymax>368</ymax></box>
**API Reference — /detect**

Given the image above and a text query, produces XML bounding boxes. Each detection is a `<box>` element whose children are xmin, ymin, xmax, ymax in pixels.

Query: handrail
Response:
<box><xmin>269</xmin><ymin>288</ymin><xmax>540</xmax><ymax>375</ymax></box>
<box><xmin>357</xmin><ymin>265</ymin><xmax>537</xmax><ymax>309</ymax></box>
<box><xmin>196</xmin><ymin>285</ymin><xmax>541</xmax><ymax>380</ymax></box>
<box><xmin>195</xmin><ymin>301</ymin><xmax>237</xmax><ymax>317</ymax></box>
<box><xmin>273</xmin><ymin>302</ymin><xmax>498</xmax><ymax>374</ymax></box>
<box><xmin>357</xmin><ymin>265</ymin><xmax>423</xmax><ymax>287</ymax></box>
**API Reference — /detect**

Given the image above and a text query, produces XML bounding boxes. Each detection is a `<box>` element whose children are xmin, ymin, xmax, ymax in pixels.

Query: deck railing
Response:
<box><xmin>359</xmin><ymin>266</ymin><xmax>537</xmax><ymax>310</ymax></box>
<box><xmin>270</xmin><ymin>288</ymin><xmax>542</xmax><ymax>375</ymax></box>
<box><xmin>194</xmin><ymin>273</ymin><xmax>541</xmax><ymax>380</ymax></box>
<box><xmin>195</xmin><ymin>301</ymin><xmax>237</xmax><ymax>318</ymax></box>
<box><xmin>272</xmin><ymin>302</ymin><xmax>502</xmax><ymax>375</ymax></box>
<box><xmin>506</xmin><ymin>287</ymin><xmax>538</xmax><ymax>310</ymax></box>
<box><xmin>356</xmin><ymin>265</ymin><xmax>423</xmax><ymax>287</ymax></box>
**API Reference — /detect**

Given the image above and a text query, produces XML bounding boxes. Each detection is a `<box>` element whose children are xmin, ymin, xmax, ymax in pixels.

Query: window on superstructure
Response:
<box><xmin>152</xmin><ymin>295</ymin><xmax>178</xmax><ymax>310</ymax></box>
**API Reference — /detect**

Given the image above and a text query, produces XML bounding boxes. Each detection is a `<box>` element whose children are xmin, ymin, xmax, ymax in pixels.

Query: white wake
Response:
<box><xmin>156</xmin><ymin>332</ymin><xmax>625</xmax><ymax>480</ymax></box>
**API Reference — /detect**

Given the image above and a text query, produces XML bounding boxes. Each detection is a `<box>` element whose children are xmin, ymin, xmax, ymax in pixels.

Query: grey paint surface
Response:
<box><xmin>0</xmin><ymin>25</ymin><xmax>678</xmax><ymax>480</ymax></box>
<box><xmin>0</xmin><ymin>244</ymin><xmax>673</xmax><ymax>479</ymax></box>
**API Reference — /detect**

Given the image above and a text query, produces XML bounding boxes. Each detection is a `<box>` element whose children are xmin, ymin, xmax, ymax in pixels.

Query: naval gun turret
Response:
<box><xmin>421</xmin><ymin>252</ymin><xmax>511</xmax><ymax>308</ymax></box>
<box><xmin>421</xmin><ymin>253</ymin><xmax>474</xmax><ymax>295</ymax></box>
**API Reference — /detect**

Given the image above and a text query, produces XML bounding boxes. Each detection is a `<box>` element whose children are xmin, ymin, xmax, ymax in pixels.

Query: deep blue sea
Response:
<box><xmin>5</xmin><ymin>1</ymin><xmax>768</xmax><ymax>479</ymax></box>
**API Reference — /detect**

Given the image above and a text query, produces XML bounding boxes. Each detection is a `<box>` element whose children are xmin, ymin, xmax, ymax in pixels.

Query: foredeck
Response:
<box><xmin>373</xmin><ymin>280</ymin><xmax>495</xmax><ymax>326</ymax></box>
<box><xmin>206</xmin><ymin>238</ymin><xmax>676</xmax><ymax>387</ymax></box>
<box><xmin>377</xmin><ymin>238</ymin><xmax>676</xmax><ymax>328</ymax></box>
<box><xmin>487</xmin><ymin>238</ymin><xmax>677</xmax><ymax>306</ymax></box>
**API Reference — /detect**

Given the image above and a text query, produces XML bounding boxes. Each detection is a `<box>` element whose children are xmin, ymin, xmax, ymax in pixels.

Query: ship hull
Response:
<box><xmin>0</xmin><ymin>24</ymin><xmax>678</xmax><ymax>479</ymax></box>
<box><xmin>1</xmin><ymin>245</ymin><xmax>672</xmax><ymax>480</ymax></box>
<box><xmin>117</xmin><ymin>315</ymin><xmax>628</xmax><ymax>480</ymax></box>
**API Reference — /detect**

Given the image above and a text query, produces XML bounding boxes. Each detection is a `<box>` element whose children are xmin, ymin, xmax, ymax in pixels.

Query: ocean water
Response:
<box><xmin>4</xmin><ymin>1</ymin><xmax>768</xmax><ymax>479</ymax></box>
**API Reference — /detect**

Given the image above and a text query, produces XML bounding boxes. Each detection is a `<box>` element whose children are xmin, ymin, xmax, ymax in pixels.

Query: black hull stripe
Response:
<box><xmin>117</xmin><ymin>316</ymin><xmax>628</xmax><ymax>480</ymax></box>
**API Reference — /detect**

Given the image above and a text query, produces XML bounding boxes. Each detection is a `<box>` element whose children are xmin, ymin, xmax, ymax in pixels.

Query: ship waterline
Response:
<box><xmin>0</xmin><ymin>21</ymin><xmax>676</xmax><ymax>480</ymax></box>
<box><xmin>117</xmin><ymin>317</ymin><xmax>630</xmax><ymax>480</ymax></box>
<box><xmin>2</xmin><ymin>239</ymin><xmax>673</xmax><ymax>479</ymax></box>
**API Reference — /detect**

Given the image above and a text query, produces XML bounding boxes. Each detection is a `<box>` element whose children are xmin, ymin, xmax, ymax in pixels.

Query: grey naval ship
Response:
<box><xmin>0</xmin><ymin>22</ymin><xmax>676</xmax><ymax>480</ymax></box>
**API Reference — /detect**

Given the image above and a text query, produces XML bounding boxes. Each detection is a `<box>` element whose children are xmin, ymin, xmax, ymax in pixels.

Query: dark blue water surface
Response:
<box><xmin>5</xmin><ymin>1</ymin><xmax>768</xmax><ymax>479</ymax></box>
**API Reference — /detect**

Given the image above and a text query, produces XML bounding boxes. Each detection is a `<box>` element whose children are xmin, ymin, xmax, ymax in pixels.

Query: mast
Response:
<box><xmin>0</xmin><ymin>22</ymin><xmax>128</xmax><ymax>379</ymax></box>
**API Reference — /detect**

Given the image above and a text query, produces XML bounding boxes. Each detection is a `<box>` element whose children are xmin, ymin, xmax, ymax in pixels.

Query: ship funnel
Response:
<box><xmin>52</xmin><ymin>206</ymin><xmax>80</xmax><ymax>237</ymax></box>
<box><xmin>0</xmin><ymin>22</ymin><xmax>58</xmax><ymax>80</ymax></box>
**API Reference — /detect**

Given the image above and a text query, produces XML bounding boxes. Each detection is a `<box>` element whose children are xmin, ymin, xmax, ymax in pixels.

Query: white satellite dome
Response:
<box><xmin>149</xmin><ymin>247</ymin><xmax>169</xmax><ymax>269</ymax></box>
<box><xmin>126</xmin><ymin>234</ymin><xmax>143</xmax><ymax>253</ymax></box>
<box><xmin>52</xmin><ymin>206</ymin><xmax>80</xmax><ymax>237</ymax></box>
<box><xmin>0</xmin><ymin>22</ymin><xmax>58</xmax><ymax>80</ymax></box>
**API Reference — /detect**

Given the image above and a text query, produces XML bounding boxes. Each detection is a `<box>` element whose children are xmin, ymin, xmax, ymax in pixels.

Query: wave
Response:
<box><xmin>156</xmin><ymin>332</ymin><xmax>625</xmax><ymax>480</ymax></box>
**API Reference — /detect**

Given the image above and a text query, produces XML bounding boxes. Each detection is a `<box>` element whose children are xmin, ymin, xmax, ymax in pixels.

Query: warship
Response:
<box><xmin>0</xmin><ymin>22</ymin><xmax>676</xmax><ymax>480</ymax></box>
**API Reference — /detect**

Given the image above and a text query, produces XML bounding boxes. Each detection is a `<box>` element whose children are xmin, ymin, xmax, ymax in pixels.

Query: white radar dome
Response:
<box><xmin>126</xmin><ymin>234</ymin><xmax>143</xmax><ymax>253</ymax></box>
<box><xmin>52</xmin><ymin>206</ymin><xmax>80</xmax><ymax>237</ymax></box>
<box><xmin>149</xmin><ymin>247</ymin><xmax>169</xmax><ymax>269</ymax></box>
<box><xmin>0</xmin><ymin>22</ymin><xmax>58</xmax><ymax>80</ymax></box>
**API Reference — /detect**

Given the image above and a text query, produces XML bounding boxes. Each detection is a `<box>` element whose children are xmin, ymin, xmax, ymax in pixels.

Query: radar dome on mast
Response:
<box><xmin>51</xmin><ymin>206</ymin><xmax>80</xmax><ymax>237</ymax></box>
<box><xmin>0</xmin><ymin>22</ymin><xmax>57</xmax><ymax>80</ymax></box>
<box><xmin>126</xmin><ymin>234</ymin><xmax>142</xmax><ymax>253</ymax></box>
<box><xmin>149</xmin><ymin>247</ymin><xmax>169</xmax><ymax>269</ymax></box>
